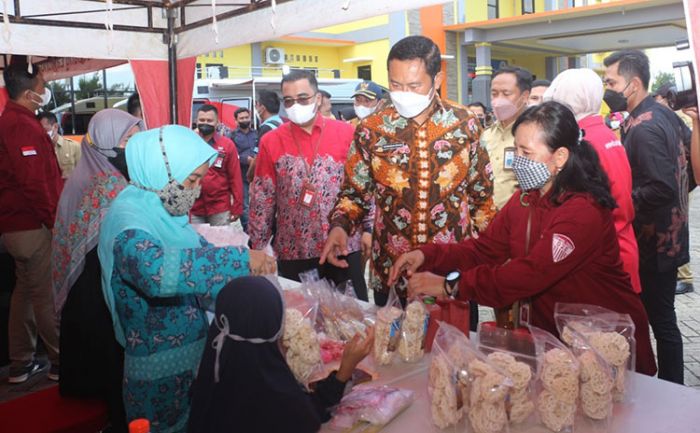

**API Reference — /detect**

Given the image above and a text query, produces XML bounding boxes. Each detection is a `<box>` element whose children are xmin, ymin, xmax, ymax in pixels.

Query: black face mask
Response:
<box><xmin>603</xmin><ymin>89</ymin><xmax>628</xmax><ymax>113</ymax></box>
<box><xmin>197</xmin><ymin>123</ymin><xmax>216</xmax><ymax>137</ymax></box>
<box><xmin>108</xmin><ymin>147</ymin><xmax>129</xmax><ymax>181</ymax></box>
<box><xmin>238</xmin><ymin>121</ymin><xmax>251</xmax><ymax>130</ymax></box>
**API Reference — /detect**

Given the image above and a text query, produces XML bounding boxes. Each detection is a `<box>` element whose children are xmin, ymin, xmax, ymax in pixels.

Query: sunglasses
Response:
<box><xmin>281</xmin><ymin>92</ymin><xmax>317</xmax><ymax>109</ymax></box>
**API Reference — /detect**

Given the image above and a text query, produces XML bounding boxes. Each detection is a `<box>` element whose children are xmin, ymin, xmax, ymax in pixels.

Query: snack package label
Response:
<box><xmin>388</xmin><ymin>318</ymin><xmax>402</xmax><ymax>352</ymax></box>
<box><xmin>421</xmin><ymin>315</ymin><xmax>430</xmax><ymax>350</ymax></box>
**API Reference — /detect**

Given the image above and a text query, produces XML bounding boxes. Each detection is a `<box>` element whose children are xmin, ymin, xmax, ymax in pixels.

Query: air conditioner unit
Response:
<box><xmin>266</xmin><ymin>47</ymin><xmax>285</xmax><ymax>65</ymax></box>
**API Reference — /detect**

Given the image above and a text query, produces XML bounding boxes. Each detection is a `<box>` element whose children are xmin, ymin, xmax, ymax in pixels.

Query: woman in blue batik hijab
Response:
<box><xmin>98</xmin><ymin>125</ymin><xmax>276</xmax><ymax>433</ymax></box>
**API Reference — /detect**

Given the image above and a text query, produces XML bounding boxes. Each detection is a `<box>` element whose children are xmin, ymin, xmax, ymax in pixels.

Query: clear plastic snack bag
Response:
<box><xmin>430</xmin><ymin>322</ymin><xmax>513</xmax><ymax>433</ymax></box>
<box><xmin>529</xmin><ymin>325</ymin><xmax>580</xmax><ymax>433</ymax></box>
<box><xmin>280</xmin><ymin>290</ymin><xmax>323</xmax><ymax>389</ymax></box>
<box><xmin>429</xmin><ymin>321</ymin><xmax>471</xmax><ymax>429</ymax></box>
<box><xmin>373</xmin><ymin>287</ymin><xmax>404</xmax><ymax>366</ymax></box>
<box><xmin>329</xmin><ymin>385</ymin><xmax>414</xmax><ymax>430</ymax></box>
<box><xmin>554</xmin><ymin>303</ymin><xmax>635</xmax><ymax>403</ymax></box>
<box><xmin>477</xmin><ymin>324</ymin><xmax>538</xmax><ymax>429</ymax></box>
<box><xmin>398</xmin><ymin>298</ymin><xmax>429</xmax><ymax>363</ymax></box>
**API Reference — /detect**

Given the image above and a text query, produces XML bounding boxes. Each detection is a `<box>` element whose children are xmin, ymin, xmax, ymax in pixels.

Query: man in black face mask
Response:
<box><xmin>604</xmin><ymin>49</ymin><xmax>689</xmax><ymax>385</ymax></box>
<box><xmin>190</xmin><ymin>104</ymin><xmax>244</xmax><ymax>227</ymax></box>
<box><xmin>228</xmin><ymin>107</ymin><xmax>258</xmax><ymax>231</ymax></box>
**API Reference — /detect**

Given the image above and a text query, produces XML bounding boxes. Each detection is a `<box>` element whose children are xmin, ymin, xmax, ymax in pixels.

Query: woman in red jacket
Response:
<box><xmin>390</xmin><ymin>101</ymin><xmax>657</xmax><ymax>376</ymax></box>
<box><xmin>543</xmin><ymin>68</ymin><xmax>641</xmax><ymax>294</ymax></box>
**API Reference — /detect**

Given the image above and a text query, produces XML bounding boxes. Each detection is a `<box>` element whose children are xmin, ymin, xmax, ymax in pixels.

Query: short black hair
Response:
<box><xmin>532</xmin><ymin>79</ymin><xmax>551</xmax><ymax>88</ymax></box>
<box><xmin>257</xmin><ymin>90</ymin><xmax>280</xmax><ymax>114</ymax></box>
<box><xmin>127</xmin><ymin>92</ymin><xmax>141</xmax><ymax>116</ymax></box>
<box><xmin>234</xmin><ymin>107</ymin><xmax>250</xmax><ymax>119</ymax></box>
<box><xmin>197</xmin><ymin>103</ymin><xmax>219</xmax><ymax>117</ymax></box>
<box><xmin>3</xmin><ymin>63</ymin><xmax>40</xmax><ymax>100</ymax></box>
<box><xmin>320</xmin><ymin>90</ymin><xmax>332</xmax><ymax>100</ymax></box>
<box><xmin>387</xmin><ymin>35</ymin><xmax>442</xmax><ymax>80</ymax></box>
<box><xmin>493</xmin><ymin>66</ymin><xmax>533</xmax><ymax>93</ymax></box>
<box><xmin>467</xmin><ymin>101</ymin><xmax>487</xmax><ymax>111</ymax></box>
<box><xmin>36</xmin><ymin>111</ymin><xmax>58</xmax><ymax>124</ymax></box>
<box><xmin>281</xmin><ymin>69</ymin><xmax>319</xmax><ymax>93</ymax></box>
<box><xmin>603</xmin><ymin>49</ymin><xmax>650</xmax><ymax>89</ymax></box>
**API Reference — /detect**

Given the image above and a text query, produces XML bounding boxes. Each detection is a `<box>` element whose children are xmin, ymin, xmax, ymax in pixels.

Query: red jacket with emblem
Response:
<box><xmin>191</xmin><ymin>133</ymin><xmax>243</xmax><ymax>217</ymax></box>
<box><xmin>420</xmin><ymin>190</ymin><xmax>657</xmax><ymax>376</ymax></box>
<box><xmin>0</xmin><ymin>101</ymin><xmax>63</xmax><ymax>232</ymax></box>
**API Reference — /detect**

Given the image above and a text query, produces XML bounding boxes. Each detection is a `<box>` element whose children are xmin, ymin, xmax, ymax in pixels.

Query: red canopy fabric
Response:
<box><xmin>130</xmin><ymin>57</ymin><xmax>197</xmax><ymax>128</ymax></box>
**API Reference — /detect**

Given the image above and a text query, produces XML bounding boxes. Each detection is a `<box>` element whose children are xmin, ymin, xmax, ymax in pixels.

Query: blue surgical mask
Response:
<box><xmin>512</xmin><ymin>154</ymin><xmax>552</xmax><ymax>191</ymax></box>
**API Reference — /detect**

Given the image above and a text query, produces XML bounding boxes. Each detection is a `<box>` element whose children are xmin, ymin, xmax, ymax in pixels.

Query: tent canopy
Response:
<box><xmin>0</xmin><ymin>0</ymin><xmax>448</xmax><ymax>63</ymax></box>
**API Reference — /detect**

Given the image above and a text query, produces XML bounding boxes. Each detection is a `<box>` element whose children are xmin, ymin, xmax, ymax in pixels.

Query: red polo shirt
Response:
<box><xmin>0</xmin><ymin>100</ymin><xmax>63</xmax><ymax>232</ymax></box>
<box><xmin>191</xmin><ymin>133</ymin><xmax>244</xmax><ymax>217</ymax></box>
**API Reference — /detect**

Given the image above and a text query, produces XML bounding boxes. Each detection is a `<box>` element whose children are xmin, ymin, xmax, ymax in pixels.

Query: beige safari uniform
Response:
<box><xmin>481</xmin><ymin>121</ymin><xmax>518</xmax><ymax>209</ymax></box>
<box><xmin>54</xmin><ymin>136</ymin><xmax>82</xmax><ymax>179</ymax></box>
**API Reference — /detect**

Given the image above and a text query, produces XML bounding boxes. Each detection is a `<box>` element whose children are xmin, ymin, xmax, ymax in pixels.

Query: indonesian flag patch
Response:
<box><xmin>21</xmin><ymin>146</ymin><xmax>37</xmax><ymax>156</ymax></box>
<box><xmin>552</xmin><ymin>233</ymin><xmax>575</xmax><ymax>263</ymax></box>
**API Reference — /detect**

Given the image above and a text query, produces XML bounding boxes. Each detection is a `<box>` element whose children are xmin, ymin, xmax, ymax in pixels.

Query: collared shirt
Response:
<box><xmin>0</xmin><ymin>101</ymin><xmax>63</xmax><ymax>231</ymax></box>
<box><xmin>621</xmin><ymin>95</ymin><xmax>689</xmax><ymax>272</ymax></box>
<box><xmin>228</xmin><ymin>127</ymin><xmax>258</xmax><ymax>165</ymax></box>
<box><xmin>481</xmin><ymin>120</ymin><xmax>518</xmax><ymax>210</ymax></box>
<box><xmin>329</xmin><ymin>99</ymin><xmax>496</xmax><ymax>296</ymax></box>
<box><xmin>249</xmin><ymin>114</ymin><xmax>361</xmax><ymax>260</ymax></box>
<box><xmin>191</xmin><ymin>133</ymin><xmax>244</xmax><ymax>217</ymax></box>
<box><xmin>54</xmin><ymin>135</ymin><xmax>82</xmax><ymax>179</ymax></box>
<box><xmin>257</xmin><ymin>115</ymin><xmax>283</xmax><ymax>140</ymax></box>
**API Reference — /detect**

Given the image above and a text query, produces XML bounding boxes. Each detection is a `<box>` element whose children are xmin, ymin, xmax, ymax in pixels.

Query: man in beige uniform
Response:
<box><xmin>38</xmin><ymin>112</ymin><xmax>81</xmax><ymax>179</ymax></box>
<box><xmin>481</xmin><ymin>66</ymin><xmax>532</xmax><ymax>209</ymax></box>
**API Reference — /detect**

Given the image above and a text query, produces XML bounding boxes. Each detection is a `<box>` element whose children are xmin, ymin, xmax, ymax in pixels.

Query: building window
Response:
<box><xmin>357</xmin><ymin>65</ymin><xmax>372</xmax><ymax>81</ymax></box>
<box><xmin>314</xmin><ymin>56</ymin><xmax>319</xmax><ymax>62</ymax></box>
<box><xmin>303</xmin><ymin>55</ymin><xmax>307</xmax><ymax>62</ymax></box>
<box><xmin>196</xmin><ymin>63</ymin><xmax>202</xmax><ymax>79</ymax></box>
<box><xmin>488</xmin><ymin>0</ymin><xmax>499</xmax><ymax>19</ymax></box>
<box><xmin>522</xmin><ymin>0</ymin><xmax>534</xmax><ymax>14</ymax></box>
<box><xmin>296</xmin><ymin>55</ymin><xmax>300</xmax><ymax>62</ymax></box>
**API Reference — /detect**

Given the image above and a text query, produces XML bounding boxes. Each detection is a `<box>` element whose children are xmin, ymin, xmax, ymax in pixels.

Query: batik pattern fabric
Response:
<box><xmin>249</xmin><ymin>117</ymin><xmax>361</xmax><ymax>260</ymax></box>
<box><xmin>329</xmin><ymin>99</ymin><xmax>496</xmax><ymax>296</ymax></box>
<box><xmin>52</xmin><ymin>170</ymin><xmax>127</xmax><ymax>312</ymax></box>
<box><xmin>111</xmin><ymin>229</ymin><xmax>249</xmax><ymax>433</ymax></box>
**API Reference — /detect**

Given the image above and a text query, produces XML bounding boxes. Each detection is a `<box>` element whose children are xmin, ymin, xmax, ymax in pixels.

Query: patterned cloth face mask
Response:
<box><xmin>511</xmin><ymin>154</ymin><xmax>552</xmax><ymax>191</ymax></box>
<box><xmin>131</xmin><ymin>127</ymin><xmax>202</xmax><ymax>216</ymax></box>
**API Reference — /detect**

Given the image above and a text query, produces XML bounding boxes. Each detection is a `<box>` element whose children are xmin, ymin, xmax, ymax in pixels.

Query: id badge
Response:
<box><xmin>299</xmin><ymin>183</ymin><xmax>317</xmax><ymax>208</ymax></box>
<box><xmin>214</xmin><ymin>153</ymin><xmax>224</xmax><ymax>169</ymax></box>
<box><xmin>519</xmin><ymin>301</ymin><xmax>531</xmax><ymax>326</ymax></box>
<box><xmin>504</xmin><ymin>147</ymin><xmax>515</xmax><ymax>170</ymax></box>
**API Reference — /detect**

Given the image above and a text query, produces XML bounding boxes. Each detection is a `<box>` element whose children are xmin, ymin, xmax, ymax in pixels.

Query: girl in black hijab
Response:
<box><xmin>188</xmin><ymin>276</ymin><xmax>374</xmax><ymax>433</ymax></box>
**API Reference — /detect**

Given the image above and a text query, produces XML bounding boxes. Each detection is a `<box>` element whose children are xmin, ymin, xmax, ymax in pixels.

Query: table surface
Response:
<box><xmin>278</xmin><ymin>276</ymin><xmax>700</xmax><ymax>432</ymax></box>
<box><xmin>320</xmin><ymin>355</ymin><xmax>700</xmax><ymax>433</ymax></box>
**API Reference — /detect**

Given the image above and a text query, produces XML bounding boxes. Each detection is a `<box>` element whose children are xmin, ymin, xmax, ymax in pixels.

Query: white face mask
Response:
<box><xmin>390</xmin><ymin>87</ymin><xmax>434</xmax><ymax>119</ymax></box>
<box><xmin>354</xmin><ymin>103</ymin><xmax>377</xmax><ymax>120</ymax></box>
<box><xmin>286</xmin><ymin>102</ymin><xmax>317</xmax><ymax>125</ymax></box>
<box><xmin>30</xmin><ymin>87</ymin><xmax>52</xmax><ymax>107</ymax></box>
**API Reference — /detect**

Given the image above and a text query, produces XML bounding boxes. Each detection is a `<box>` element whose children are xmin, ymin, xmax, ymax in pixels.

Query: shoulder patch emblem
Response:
<box><xmin>552</xmin><ymin>233</ymin><xmax>575</xmax><ymax>263</ymax></box>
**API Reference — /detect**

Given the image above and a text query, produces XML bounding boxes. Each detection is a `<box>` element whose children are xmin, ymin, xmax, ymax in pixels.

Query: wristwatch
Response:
<box><xmin>444</xmin><ymin>270</ymin><xmax>461</xmax><ymax>299</ymax></box>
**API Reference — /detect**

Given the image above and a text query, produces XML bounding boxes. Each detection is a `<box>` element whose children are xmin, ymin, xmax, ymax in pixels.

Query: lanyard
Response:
<box><xmin>289</xmin><ymin>119</ymin><xmax>325</xmax><ymax>181</ymax></box>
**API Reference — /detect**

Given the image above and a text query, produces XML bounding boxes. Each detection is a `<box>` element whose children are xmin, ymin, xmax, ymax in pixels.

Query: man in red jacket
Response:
<box><xmin>190</xmin><ymin>104</ymin><xmax>244</xmax><ymax>226</ymax></box>
<box><xmin>0</xmin><ymin>61</ymin><xmax>62</xmax><ymax>383</ymax></box>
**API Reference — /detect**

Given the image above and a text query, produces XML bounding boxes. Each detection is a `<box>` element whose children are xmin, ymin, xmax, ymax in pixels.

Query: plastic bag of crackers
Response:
<box><xmin>477</xmin><ymin>323</ymin><xmax>538</xmax><ymax>430</ymax></box>
<box><xmin>529</xmin><ymin>325</ymin><xmax>580</xmax><ymax>433</ymax></box>
<box><xmin>398</xmin><ymin>298</ymin><xmax>429</xmax><ymax>363</ymax></box>
<box><xmin>554</xmin><ymin>303</ymin><xmax>635</xmax><ymax>403</ymax></box>
<box><xmin>429</xmin><ymin>322</ymin><xmax>513</xmax><ymax>433</ymax></box>
<box><xmin>374</xmin><ymin>287</ymin><xmax>404</xmax><ymax>366</ymax></box>
<box><xmin>280</xmin><ymin>290</ymin><xmax>324</xmax><ymax>389</ymax></box>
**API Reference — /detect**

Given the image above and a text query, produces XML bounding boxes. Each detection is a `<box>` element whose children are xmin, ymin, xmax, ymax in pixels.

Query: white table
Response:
<box><xmin>320</xmin><ymin>355</ymin><xmax>700</xmax><ymax>433</ymax></box>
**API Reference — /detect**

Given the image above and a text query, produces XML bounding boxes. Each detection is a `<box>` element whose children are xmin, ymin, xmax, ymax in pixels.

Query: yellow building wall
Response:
<box><xmin>314</xmin><ymin>15</ymin><xmax>389</xmax><ymax>34</ymax></box>
<box><xmin>198</xmin><ymin>45</ymin><xmax>252</xmax><ymax>78</ymax></box>
<box><xmin>509</xmin><ymin>54</ymin><xmax>547</xmax><ymax>81</ymax></box>
<box><xmin>338</xmin><ymin>39</ymin><xmax>391</xmax><ymax>86</ymax></box>
<box><xmin>259</xmin><ymin>42</ymin><xmax>343</xmax><ymax>78</ymax></box>
<box><xmin>467</xmin><ymin>0</ymin><xmax>488</xmax><ymax>22</ymax></box>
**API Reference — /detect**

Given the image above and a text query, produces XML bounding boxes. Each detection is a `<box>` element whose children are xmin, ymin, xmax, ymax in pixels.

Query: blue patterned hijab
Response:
<box><xmin>98</xmin><ymin>125</ymin><xmax>217</xmax><ymax>345</ymax></box>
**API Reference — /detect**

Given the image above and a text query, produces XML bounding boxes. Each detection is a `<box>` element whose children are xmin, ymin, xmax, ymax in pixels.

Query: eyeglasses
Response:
<box><xmin>281</xmin><ymin>92</ymin><xmax>317</xmax><ymax>108</ymax></box>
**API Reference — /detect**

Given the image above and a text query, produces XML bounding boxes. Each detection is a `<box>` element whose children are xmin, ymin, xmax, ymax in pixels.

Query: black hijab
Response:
<box><xmin>187</xmin><ymin>276</ymin><xmax>322</xmax><ymax>433</ymax></box>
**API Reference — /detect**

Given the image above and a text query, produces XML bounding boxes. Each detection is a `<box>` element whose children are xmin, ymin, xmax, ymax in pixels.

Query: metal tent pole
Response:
<box><xmin>165</xmin><ymin>7</ymin><xmax>178</xmax><ymax>124</ymax></box>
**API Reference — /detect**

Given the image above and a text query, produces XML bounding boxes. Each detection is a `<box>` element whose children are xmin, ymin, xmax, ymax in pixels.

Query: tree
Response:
<box><xmin>46</xmin><ymin>80</ymin><xmax>71</xmax><ymax>111</ymax></box>
<box><xmin>651</xmin><ymin>71</ymin><xmax>675</xmax><ymax>93</ymax></box>
<box><xmin>77</xmin><ymin>73</ymin><xmax>101</xmax><ymax>100</ymax></box>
